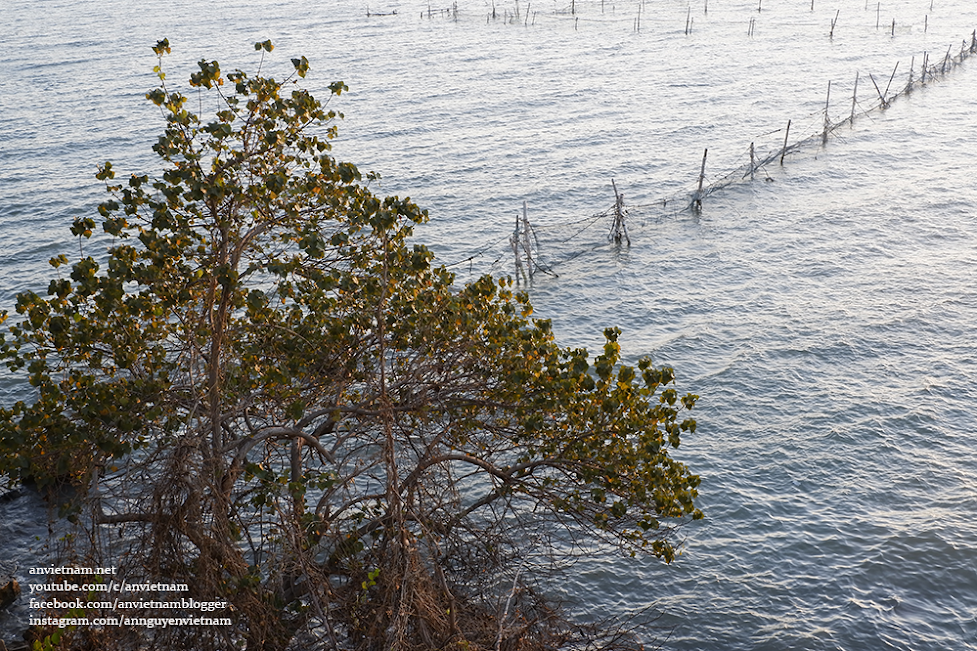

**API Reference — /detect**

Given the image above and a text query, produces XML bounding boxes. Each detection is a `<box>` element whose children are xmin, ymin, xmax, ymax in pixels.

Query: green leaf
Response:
<box><xmin>71</xmin><ymin>217</ymin><xmax>96</xmax><ymax>238</ymax></box>
<box><xmin>291</xmin><ymin>56</ymin><xmax>310</xmax><ymax>78</ymax></box>
<box><xmin>152</xmin><ymin>38</ymin><xmax>170</xmax><ymax>56</ymax></box>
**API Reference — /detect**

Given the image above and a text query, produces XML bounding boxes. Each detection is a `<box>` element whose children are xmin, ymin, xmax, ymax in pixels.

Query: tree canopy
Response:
<box><xmin>0</xmin><ymin>40</ymin><xmax>702</xmax><ymax>651</ymax></box>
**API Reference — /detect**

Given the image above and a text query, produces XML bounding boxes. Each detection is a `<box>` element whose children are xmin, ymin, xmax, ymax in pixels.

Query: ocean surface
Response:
<box><xmin>2</xmin><ymin>0</ymin><xmax>977</xmax><ymax>648</ymax></box>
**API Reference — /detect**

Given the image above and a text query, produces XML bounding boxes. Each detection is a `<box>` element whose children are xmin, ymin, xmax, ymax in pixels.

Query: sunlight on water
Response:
<box><xmin>2</xmin><ymin>0</ymin><xmax>977</xmax><ymax>648</ymax></box>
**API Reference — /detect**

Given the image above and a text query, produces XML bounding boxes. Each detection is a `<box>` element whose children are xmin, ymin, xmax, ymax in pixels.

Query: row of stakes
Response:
<box><xmin>502</xmin><ymin>30</ymin><xmax>977</xmax><ymax>282</ymax></box>
<box><xmin>413</xmin><ymin>0</ymin><xmax>945</xmax><ymax>38</ymax></box>
<box><xmin>509</xmin><ymin>181</ymin><xmax>627</xmax><ymax>283</ymax></box>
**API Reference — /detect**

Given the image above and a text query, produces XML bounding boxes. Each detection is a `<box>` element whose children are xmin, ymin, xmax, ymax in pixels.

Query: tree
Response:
<box><xmin>0</xmin><ymin>40</ymin><xmax>703</xmax><ymax>651</ymax></box>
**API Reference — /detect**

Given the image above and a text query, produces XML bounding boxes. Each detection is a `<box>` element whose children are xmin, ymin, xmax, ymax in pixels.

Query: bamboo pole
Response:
<box><xmin>522</xmin><ymin>201</ymin><xmax>533</xmax><ymax>278</ymax></box>
<box><xmin>850</xmin><ymin>71</ymin><xmax>859</xmax><ymax>124</ymax></box>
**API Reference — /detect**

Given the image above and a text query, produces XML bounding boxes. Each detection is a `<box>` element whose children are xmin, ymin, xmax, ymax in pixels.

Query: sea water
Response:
<box><xmin>2</xmin><ymin>1</ymin><xmax>977</xmax><ymax>648</ymax></box>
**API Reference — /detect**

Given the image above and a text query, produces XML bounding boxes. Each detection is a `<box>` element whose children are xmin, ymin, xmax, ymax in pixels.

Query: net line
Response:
<box><xmin>438</xmin><ymin>29</ymin><xmax>977</xmax><ymax>280</ymax></box>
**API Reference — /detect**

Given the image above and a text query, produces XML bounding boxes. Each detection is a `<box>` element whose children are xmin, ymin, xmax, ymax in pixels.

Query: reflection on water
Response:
<box><xmin>2</xmin><ymin>0</ymin><xmax>977</xmax><ymax>648</ymax></box>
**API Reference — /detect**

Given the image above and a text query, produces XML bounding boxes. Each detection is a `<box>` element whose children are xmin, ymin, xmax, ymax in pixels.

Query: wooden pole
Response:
<box><xmin>868</xmin><ymin>72</ymin><xmax>887</xmax><ymax>109</ymax></box>
<box><xmin>780</xmin><ymin>120</ymin><xmax>791</xmax><ymax>165</ymax></box>
<box><xmin>611</xmin><ymin>179</ymin><xmax>620</xmax><ymax>240</ymax></box>
<box><xmin>511</xmin><ymin>216</ymin><xmax>525</xmax><ymax>282</ymax></box>
<box><xmin>694</xmin><ymin>149</ymin><xmax>708</xmax><ymax>209</ymax></box>
<box><xmin>882</xmin><ymin>61</ymin><xmax>899</xmax><ymax>102</ymax></box>
<box><xmin>610</xmin><ymin>179</ymin><xmax>629</xmax><ymax>244</ymax></box>
<box><xmin>522</xmin><ymin>200</ymin><xmax>533</xmax><ymax>278</ymax></box>
<box><xmin>749</xmin><ymin>142</ymin><xmax>755</xmax><ymax>180</ymax></box>
<box><xmin>823</xmin><ymin>80</ymin><xmax>831</xmax><ymax>143</ymax></box>
<box><xmin>850</xmin><ymin>71</ymin><xmax>859</xmax><ymax>124</ymax></box>
<box><xmin>621</xmin><ymin>203</ymin><xmax>630</xmax><ymax>245</ymax></box>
